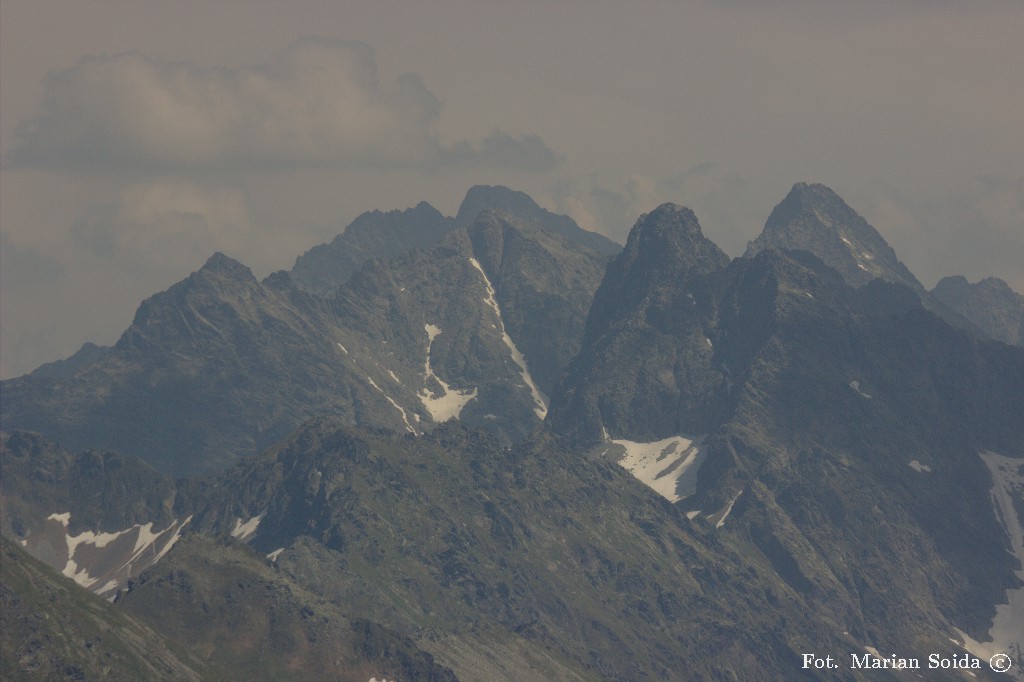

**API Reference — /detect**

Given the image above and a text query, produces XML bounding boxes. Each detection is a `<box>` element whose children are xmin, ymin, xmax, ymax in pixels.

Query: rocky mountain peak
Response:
<box><xmin>626</xmin><ymin>203</ymin><xmax>711</xmax><ymax>257</ymax></box>
<box><xmin>456</xmin><ymin>185</ymin><xmax>539</xmax><ymax>226</ymax></box>
<box><xmin>195</xmin><ymin>251</ymin><xmax>258</xmax><ymax>283</ymax></box>
<box><xmin>289</xmin><ymin>202</ymin><xmax>454</xmax><ymax>295</ymax></box>
<box><xmin>746</xmin><ymin>182</ymin><xmax>922</xmax><ymax>291</ymax></box>
<box><xmin>584</xmin><ymin>204</ymin><xmax>729</xmax><ymax>335</ymax></box>
<box><xmin>456</xmin><ymin>185</ymin><xmax>621</xmax><ymax>256</ymax></box>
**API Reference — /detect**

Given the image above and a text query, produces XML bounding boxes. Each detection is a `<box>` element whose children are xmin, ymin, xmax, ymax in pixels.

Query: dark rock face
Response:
<box><xmin>547</xmin><ymin>204</ymin><xmax>730</xmax><ymax>443</ymax></box>
<box><xmin>932</xmin><ymin>275</ymin><xmax>1024</xmax><ymax>346</ymax></box>
<box><xmin>746</xmin><ymin>182</ymin><xmax>922</xmax><ymax>291</ymax></box>
<box><xmin>466</xmin><ymin>209</ymin><xmax>609</xmax><ymax>396</ymax></box>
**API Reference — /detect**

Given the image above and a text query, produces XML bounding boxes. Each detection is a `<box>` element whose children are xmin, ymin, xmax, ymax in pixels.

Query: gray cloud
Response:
<box><xmin>860</xmin><ymin>175</ymin><xmax>1024</xmax><ymax>291</ymax></box>
<box><xmin>8</xmin><ymin>37</ymin><xmax>559</xmax><ymax>173</ymax></box>
<box><xmin>0</xmin><ymin>233</ymin><xmax>66</xmax><ymax>291</ymax></box>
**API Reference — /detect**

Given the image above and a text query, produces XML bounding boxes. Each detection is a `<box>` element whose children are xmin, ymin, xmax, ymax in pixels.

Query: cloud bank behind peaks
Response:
<box><xmin>9</xmin><ymin>37</ymin><xmax>559</xmax><ymax>173</ymax></box>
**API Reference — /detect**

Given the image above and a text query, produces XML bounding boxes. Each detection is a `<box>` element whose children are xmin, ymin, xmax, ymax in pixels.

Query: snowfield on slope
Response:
<box><xmin>607</xmin><ymin>435</ymin><xmax>706</xmax><ymax>503</ymax></box>
<box><xmin>418</xmin><ymin>323</ymin><xmax>477</xmax><ymax>422</ymax></box>
<box><xmin>40</xmin><ymin>512</ymin><xmax>192</xmax><ymax>598</ymax></box>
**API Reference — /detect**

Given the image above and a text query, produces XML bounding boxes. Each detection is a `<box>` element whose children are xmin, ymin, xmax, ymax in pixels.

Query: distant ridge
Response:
<box><xmin>932</xmin><ymin>275</ymin><xmax>1024</xmax><ymax>347</ymax></box>
<box><xmin>290</xmin><ymin>185</ymin><xmax>620</xmax><ymax>297</ymax></box>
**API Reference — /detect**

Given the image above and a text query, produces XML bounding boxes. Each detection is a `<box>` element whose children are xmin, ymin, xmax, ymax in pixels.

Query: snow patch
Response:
<box><xmin>267</xmin><ymin>548</ymin><xmax>285</xmax><ymax>562</ymax></box>
<box><xmin>908</xmin><ymin>460</ymin><xmax>932</xmax><ymax>473</ymax></box>
<box><xmin>609</xmin><ymin>435</ymin><xmax>706</xmax><ymax>503</ymax></box>
<box><xmin>387</xmin><ymin>369</ymin><xmax>402</xmax><ymax>385</ymax></box>
<box><xmin>48</xmin><ymin>512</ymin><xmax>71</xmax><ymax>526</ymax></box>
<box><xmin>849</xmin><ymin>381</ymin><xmax>872</xmax><ymax>399</ymax></box>
<box><xmin>685</xmin><ymin>510</ymin><xmax>701</xmax><ymax>520</ymax></box>
<box><xmin>469</xmin><ymin>257</ymin><xmax>548</xmax><ymax>419</ymax></box>
<box><xmin>336</xmin><ymin>342</ymin><xmax>348</xmax><ymax>354</ymax></box>
<box><xmin>231</xmin><ymin>512</ymin><xmax>265</xmax><ymax>542</ymax></box>
<box><xmin>954</xmin><ymin>452</ymin><xmax>1024</xmax><ymax>671</ymax></box>
<box><xmin>418</xmin><ymin>323</ymin><xmax>477</xmax><ymax>421</ymax></box>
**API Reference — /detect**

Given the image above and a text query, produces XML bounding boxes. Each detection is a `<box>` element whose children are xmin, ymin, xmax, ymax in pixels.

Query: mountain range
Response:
<box><xmin>2</xmin><ymin>182</ymin><xmax>1022</xmax><ymax>680</ymax></box>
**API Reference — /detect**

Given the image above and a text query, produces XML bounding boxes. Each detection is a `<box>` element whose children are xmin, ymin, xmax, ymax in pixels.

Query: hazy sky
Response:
<box><xmin>2</xmin><ymin>0</ymin><xmax>1022</xmax><ymax>377</ymax></box>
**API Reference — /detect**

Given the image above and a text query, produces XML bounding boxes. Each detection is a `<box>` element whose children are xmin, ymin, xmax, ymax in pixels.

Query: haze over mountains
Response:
<box><xmin>2</xmin><ymin>182</ymin><xmax>1022</xmax><ymax>680</ymax></box>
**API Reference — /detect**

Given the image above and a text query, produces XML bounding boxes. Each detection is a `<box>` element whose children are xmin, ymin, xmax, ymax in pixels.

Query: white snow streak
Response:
<box><xmin>367</xmin><ymin>376</ymin><xmax>416</xmax><ymax>434</ymax></box>
<box><xmin>715</xmin><ymin>491</ymin><xmax>743</xmax><ymax>529</ymax></box>
<box><xmin>418</xmin><ymin>324</ymin><xmax>477</xmax><ymax>421</ymax></box>
<box><xmin>336</xmin><ymin>342</ymin><xmax>348</xmax><ymax>354</ymax></box>
<box><xmin>955</xmin><ymin>452</ymin><xmax>1024</xmax><ymax>673</ymax></box>
<box><xmin>610</xmin><ymin>435</ymin><xmax>706</xmax><ymax>503</ymax></box>
<box><xmin>468</xmin><ymin>257</ymin><xmax>548</xmax><ymax>419</ymax></box>
<box><xmin>908</xmin><ymin>460</ymin><xmax>932</xmax><ymax>473</ymax></box>
<box><xmin>267</xmin><ymin>548</ymin><xmax>285</xmax><ymax>562</ymax></box>
<box><xmin>849</xmin><ymin>381</ymin><xmax>872</xmax><ymax>399</ymax></box>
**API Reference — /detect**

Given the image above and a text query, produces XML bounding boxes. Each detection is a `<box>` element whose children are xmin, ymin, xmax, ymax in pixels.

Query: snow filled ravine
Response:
<box><xmin>468</xmin><ymin>257</ymin><xmax>548</xmax><ymax>420</ymax></box>
<box><xmin>605</xmin><ymin>435</ymin><xmax>707</xmax><ymax>503</ymax></box>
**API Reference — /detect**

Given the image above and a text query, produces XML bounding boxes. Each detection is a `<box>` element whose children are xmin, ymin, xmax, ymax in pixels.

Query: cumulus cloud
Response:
<box><xmin>552</xmin><ymin>165</ymin><xmax>763</xmax><ymax>255</ymax></box>
<box><xmin>0</xmin><ymin>233</ymin><xmax>66</xmax><ymax>292</ymax></box>
<box><xmin>860</xmin><ymin>176</ymin><xmax>1024</xmax><ymax>291</ymax></box>
<box><xmin>8</xmin><ymin>38</ymin><xmax>559</xmax><ymax>172</ymax></box>
<box><xmin>71</xmin><ymin>181</ymin><xmax>257</xmax><ymax>282</ymax></box>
